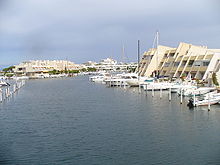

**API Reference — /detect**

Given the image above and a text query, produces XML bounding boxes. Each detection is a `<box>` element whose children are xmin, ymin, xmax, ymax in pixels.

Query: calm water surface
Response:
<box><xmin>0</xmin><ymin>76</ymin><xmax>220</xmax><ymax>165</ymax></box>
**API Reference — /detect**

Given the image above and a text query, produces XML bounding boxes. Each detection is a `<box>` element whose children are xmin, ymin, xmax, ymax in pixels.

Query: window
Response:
<box><xmin>181</xmin><ymin>61</ymin><xmax>187</xmax><ymax>67</ymax></box>
<box><xmin>188</xmin><ymin>60</ymin><xmax>194</xmax><ymax>66</ymax></box>
<box><xmin>164</xmin><ymin>62</ymin><xmax>170</xmax><ymax>67</ymax></box>
<box><xmin>194</xmin><ymin>61</ymin><xmax>202</xmax><ymax>66</ymax></box>
<box><xmin>203</xmin><ymin>61</ymin><xmax>210</xmax><ymax>66</ymax></box>
<box><xmin>170</xmin><ymin>53</ymin><xmax>175</xmax><ymax>57</ymax></box>
<box><xmin>174</xmin><ymin>62</ymin><xmax>180</xmax><ymax>67</ymax></box>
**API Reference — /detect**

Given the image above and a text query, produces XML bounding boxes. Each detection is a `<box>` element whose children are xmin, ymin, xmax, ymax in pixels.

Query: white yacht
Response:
<box><xmin>13</xmin><ymin>76</ymin><xmax>29</xmax><ymax>80</ymax></box>
<box><xmin>0</xmin><ymin>81</ymin><xmax>10</xmax><ymax>87</ymax></box>
<box><xmin>142</xmin><ymin>82</ymin><xmax>175</xmax><ymax>91</ymax></box>
<box><xmin>191</xmin><ymin>91</ymin><xmax>220</xmax><ymax>106</ymax></box>
<box><xmin>105</xmin><ymin>73</ymin><xmax>138</xmax><ymax>87</ymax></box>
<box><xmin>141</xmin><ymin>78</ymin><xmax>176</xmax><ymax>91</ymax></box>
<box><xmin>90</xmin><ymin>72</ymin><xmax>111</xmax><ymax>83</ymax></box>
<box><xmin>180</xmin><ymin>87</ymin><xmax>216</xmax><ymax>97</ymax></box>
<box><xmin>0</xmin><ymin>76</ymin><xmax>7</xmax><ymax>80</ymax></box>
<box><xmin>126</xmin><ymin>76</ymin><xmax>149</xmax><ymax>87</ymax></box>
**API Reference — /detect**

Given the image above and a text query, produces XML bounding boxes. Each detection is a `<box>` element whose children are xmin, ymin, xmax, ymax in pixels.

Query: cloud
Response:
<box><xmin>0</xmin><ymin>0</ymin><xmax>219</xmax><ymax>65</ymax></box>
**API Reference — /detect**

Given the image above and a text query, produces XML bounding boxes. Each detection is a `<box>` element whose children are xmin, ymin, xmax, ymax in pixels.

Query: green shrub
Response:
<box><xmin>69</xmin><ymin>70</ymin><xmax>79</xmax><ymax>73</ymax></box>
<box><xmin>87</xmin><ymin>67</ymin><xmax>97</xmax><ymax>72</ymax></box>
<box><xmin>2</xmin><ymin>66</ymin><xmax>15</xmax><ymax>73</ymax></box>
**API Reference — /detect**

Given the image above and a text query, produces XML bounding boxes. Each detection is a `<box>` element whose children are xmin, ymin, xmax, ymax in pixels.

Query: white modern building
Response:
<box><xmin>14</xmin><ymin>60</ymin><xmax>82</xmax><ymax>77</ymax></box>
<box><xmin>99</xmin><ymin>58</ymin><xmax>117</xmax><ymax>65</ymax></box>
<box><xmin>83</xmin><ymin>58</ymin><xmax>137</xmax><ymax>72</ymax></box>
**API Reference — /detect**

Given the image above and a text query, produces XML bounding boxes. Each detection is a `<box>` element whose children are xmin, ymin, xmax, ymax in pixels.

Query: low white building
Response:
<box><xmin>99</xmin><ymin>58</ymin><xmax>117</xmax><ymax>65</ymax></box>
<box><xmin>83</xmin><ymin>58</ymin><xmax>137</xmax><ymax>72</ymax></box>
<box><xmin>82</xmin><ymin>61</ymin><xmax>97</xmax><ymax>67</ymax></box>
<box><xmin>14</xmin><ymin>60</ymin><xmax>82</xmax><ymax>77</ymax></box>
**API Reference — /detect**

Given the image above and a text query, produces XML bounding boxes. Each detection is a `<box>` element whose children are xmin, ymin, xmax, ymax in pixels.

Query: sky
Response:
<box><xmin>0</xmin><ymin>0</ymin><xmax>219</xmax><ymax>67</ymax></box>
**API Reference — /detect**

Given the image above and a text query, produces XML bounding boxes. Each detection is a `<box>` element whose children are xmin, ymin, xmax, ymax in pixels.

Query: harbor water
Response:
<box><xmin>0</xmin><ymin>76</ymin><xmax>220</xmax><ymax>164</ymax></box>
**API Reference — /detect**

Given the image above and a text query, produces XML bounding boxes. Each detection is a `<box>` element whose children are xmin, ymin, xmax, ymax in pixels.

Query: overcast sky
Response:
<box><xmin>0</xmin><ymin>0</ymin><xmax>219</xmax><ymax>67</ymax></box>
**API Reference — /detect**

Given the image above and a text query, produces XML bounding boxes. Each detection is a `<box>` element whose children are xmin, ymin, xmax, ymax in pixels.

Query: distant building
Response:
<box><xmin>97</xmin><ymin>58</ymin><xmax>137</xmax><ymax>71</ymax></box>
<box><xmin>99</xmin><ymin>58</ymin><xmax>117</xmax><ymax>65</ymax></box>
<box><xmin>14</xmin><ymin>60</ymin><xmax>82</xmax><ymax>77</ymax></box>
<box><xmin>137</xmin><ymin>42</ymin><xmax>220</xmax><ymax>81</ymax></box>
<box><xmin>83</xmin><ymin>58</ymin><xmax>137</xmax><ymax>72</ymax></box>
<box><xmin>82</xmin><ymin>61</ymin><xmax>97</xmax><ymax>67</ymax></box>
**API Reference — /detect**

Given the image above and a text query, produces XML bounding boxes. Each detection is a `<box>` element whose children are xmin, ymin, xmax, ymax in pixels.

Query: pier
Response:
<box><xmin>0</xmin><ymin>80</ymin><xmax>26</xmax><ymax>103</ymax></box>
<box><xmin>89</xmin><ymin>71</ymin><xmax>220</xmax><ymax>111</ymax></box>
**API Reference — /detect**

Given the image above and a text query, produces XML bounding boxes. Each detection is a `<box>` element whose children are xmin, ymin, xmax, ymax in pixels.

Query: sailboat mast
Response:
<box><xmin>137</xmin><ymin>40</ymin><xmax>140</xmax><ymax>77</ymax></box>
<box><xmin>156</xmin><ymin>31</ymin><xmax>159</xmax><ymax>77</ymax></box>
<box><xmin>156</xmin><ymin>31</ymin><xmax>159</xmax><ymax>49</ymax></box>
<box><xmin>122</xmin><ymin>44</ymin><xmax>125</xmax><ymax>63</ymax></box>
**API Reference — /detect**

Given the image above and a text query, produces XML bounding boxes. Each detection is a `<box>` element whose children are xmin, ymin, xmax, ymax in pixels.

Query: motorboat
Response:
<box><xmin>170</xmin><ymin>84</ymin><xmax>192</xmax><ymax>93</ymax></box>
<box><xmin>142</xmin><ymin>82</ymin><xmax>173</xmax><ymax>91</ymax></box>
<box><xmin>176</xmin><ymin>85</ymin><xmax>197</xmax><ymax>95</ymax></box>
<box><xmin>203</xmin><ymin>91</ymin><xmax>220</xmax><ymax>99</ymax></box>
<box><xmin>90</xmin><ymin>73</ymin><xmax>111</xmax><ymax>83</ymax></box>
<box><xmin>0</xmin><ymin>81</ymin><xmax>10</xmax><ymax>87</ymax></box>
<box><xmin>181</xmin><ymin>87</ymin><xmax>216</xmax><ymax>97</ymax></box>
<box><xmin>195</xmin><ymin>97</ymin><xmax>220</xmax><ymax>106</ymax></box>
<box><xmin>0</xmin><ymin>76</ymin><xmax>7</xmax><ymax>80</ymax></box>
<box><xmin>13</xmin><ymin>76</ymin><xmax>29</xmax><ymax>80</ymax></box>
<box><xmin>126</xmin><ymin>76</ymin><xmax>151</xmax><ymax>87</ymax></box>
<box><xmin>141</xmin><ymin>79</ymin><xmax>175</xmax><ymax>91</ymax></box>
<box><xmin>187</xmin><ymin>90</ymin><xmax>220</xmax><ymax>107</ymax></box>
<box><xmin>104</xmin><ymin>73</ymin><xmax>138</xmax><ymax>87</ymax></box>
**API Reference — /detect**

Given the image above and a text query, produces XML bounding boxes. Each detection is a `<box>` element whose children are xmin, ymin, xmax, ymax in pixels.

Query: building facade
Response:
<box><xmin>83</xmin><ymin>58</ymin><xmax>137</xmax><ymax>72</ymax></box>
<box><xmin>138</xmin><ymin>42</ymin><xmax>220</xmax><ymax>81</ymax></box>
<box><xmin>14</xmin><ymin>60</ymin><xmax>81</xmax><ymax>76</ymax></box>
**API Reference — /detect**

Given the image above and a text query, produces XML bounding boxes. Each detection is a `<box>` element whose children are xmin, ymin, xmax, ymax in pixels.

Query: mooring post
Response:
<box><xmin>160</xmin><ymin>86</ymin><xmax>162</xmax><ymax>99</ymax></box>
<box><xmin>169</xmin><ymin>87</ymin><xmax>171</xmax><ymax>101</ymax></box>
<box><xmin>180</xmin><ymin>88</ymin><xmax>183</xmax><ymax>104</ymax></box>
<box><xmin>193</xmin><ymin>92</ymin><xmax>196</xmax><ymax>107</ymax></box>
<box><xmin>208</xmin><ymin>93</ymin><xmax>211</xmax><ymax>111</ymax></box>
<box><xmin>109</xmin><ymin>76</ymin><xmax>112</xmax><ymax>87</ymax></box>
<box><xmin>0</xmin><ymin>89</ymin><xmax>2</xmax><ymax>102</ymax></box>
<box><xmin>152</xmin><ymin>85</ymin><xmax>154</xmax><ymax>97</ymax></box>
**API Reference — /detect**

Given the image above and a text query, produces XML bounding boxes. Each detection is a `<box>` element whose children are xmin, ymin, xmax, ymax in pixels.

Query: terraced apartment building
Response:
<box><xmin>13</xmin><ymin>60</ymin><xmax>82</xmax><ymax>77</ymax></box>
<box><xmin>138</xmin><ymin>42</ymin><xmax>220</xmax><ymax>81</ymax></box>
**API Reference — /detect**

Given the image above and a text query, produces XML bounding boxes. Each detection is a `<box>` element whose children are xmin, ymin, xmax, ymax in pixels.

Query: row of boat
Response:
<box><xmin>0</xmin><ymin>80</ymin><xmax>26</xmax><ymax>102</ymax></box>
<box><xmin>89</xmin><ymin>72</ymin><xmax>220</xmax><ymax>108</ymax></box>
<box><xmin>0</xmin><ymin>81</ymin><xmax>10</xmax><ymax>87</ymax></box>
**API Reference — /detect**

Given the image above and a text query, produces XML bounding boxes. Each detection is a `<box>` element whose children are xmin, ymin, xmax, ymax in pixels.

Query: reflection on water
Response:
<box><xmin>0</xmin><ymin>76</ymin><xmax>220</xmax><ymax>165</ymax></box>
